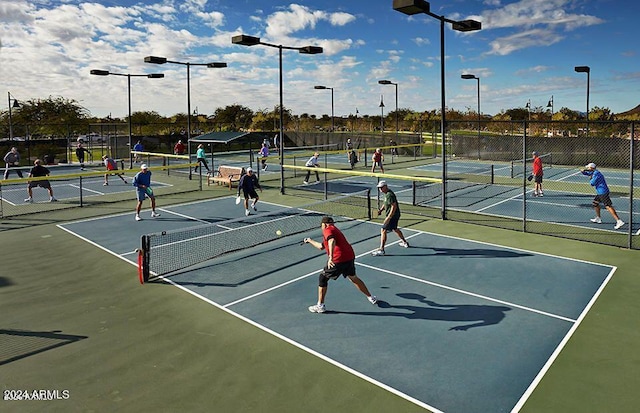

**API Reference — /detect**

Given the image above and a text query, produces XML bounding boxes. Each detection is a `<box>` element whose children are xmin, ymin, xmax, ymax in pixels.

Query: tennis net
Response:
<box><xmin>414</xmin><ymin>164</ymin><xmax>495</xmax><ymax>205</ymax></box>
<box><xmin>510</xmin><ymin>152</ymin><xmax>552</xmax><ymax>178</ymax></box>
<box><xmin>139</xmin><ymin>189</ymin><xmax>371</xmax><ymax>281</ymax></box>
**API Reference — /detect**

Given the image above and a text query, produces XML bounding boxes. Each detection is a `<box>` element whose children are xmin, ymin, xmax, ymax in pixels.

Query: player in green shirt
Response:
<box><xmin>372</xmin><ymin>180</ymin><xmax>409</xmax><ymax>256</ymax></box>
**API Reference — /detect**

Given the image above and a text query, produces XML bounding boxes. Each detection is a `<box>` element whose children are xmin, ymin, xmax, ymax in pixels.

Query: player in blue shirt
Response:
<box><xmin>237</xmin><ymin>167</ymin><xmax>262</xmax><ymax>216</ymax></box>
<box><xmin>581</xmin><ymin>162</ymin><xmax>624</xmax><ymax>230</ymax></box>
<box><xmin>132</xmin><ymin>164</ymin><xmax>160</xmax><ymax>221</ymax></box>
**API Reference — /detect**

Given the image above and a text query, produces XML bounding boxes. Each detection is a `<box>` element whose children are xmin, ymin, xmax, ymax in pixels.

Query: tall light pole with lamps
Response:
<box><xmin>378</xmin><ymin>80</ymin><xmax>398</xmax><ymax>140</ymax></box>
<box><xmin>144</xmin><ymin>56</ymin><xmax>227</xmax><ymax>179</ymax></box>
<box><xmin>7</xmin><ymin>92</ymin><xmax>20</xmax><ymax>141</ymax></box>
<box><xmin>379</xmin><ymin>95</ymin><xmax>385</xmax><ymax>138</ymax></box>
<box><xmin>393</xmin><ymin>0</ymin><xmax>482</xmax><ymax>219</ymax></box>
<box><xmin>574</xmin><ymin>66</ymin><xmax>590</xmax><ymax>139</ymax></box>
<box><xmin>547</xmin><ymin>96</ymin><xmax>554</xmax><ymax>136</ymax></box>
<box><xmin>314</xmin><ymin>85</ymin><xmax>334</xmax><ymax>132</ymax></box>
<box><xmin>232</xmin><ymin>34</ymin><xmax>323</xmax><ymax>194</ymax></box>
<box><xmin>461</xmin><ymin>74</ymin><xmax>480</xmax><ymax>158</ymax></box>
<box><xmin>90</xmin><ymin>70</ymin><xmax>164</xmax><ymax>168</ymax></box>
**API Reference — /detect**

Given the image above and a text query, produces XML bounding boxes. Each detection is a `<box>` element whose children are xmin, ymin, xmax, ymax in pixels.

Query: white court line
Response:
<box><xmin>355</xmin><ymin>262</ymin><xmax>575</xmax><ymax>323</ymax></box>
<box><xmin>157</xmin><ymin>208</ymin><xmax>211</xmax><ymax>224</ymax></box>
<box><xmin>69</xmin><ymin>183</ymin><xmax>105</xmax><ymax>195</ymax></box>
<box><xmin>475</xmin><ymin>188</ymin><xmax>528</xmax><ymax>213</ymax></box>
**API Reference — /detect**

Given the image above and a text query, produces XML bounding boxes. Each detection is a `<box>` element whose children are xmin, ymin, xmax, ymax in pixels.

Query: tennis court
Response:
<box><xmin>57</xmin><ymin>196</ymin><xmax>615</xmax><ymax>413</ymax></box>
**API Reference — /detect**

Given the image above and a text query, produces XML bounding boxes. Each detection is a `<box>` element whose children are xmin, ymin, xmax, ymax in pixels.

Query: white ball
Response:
<box><xmin>276</xmin><ymin>230</ymin><xmax>282</xmax><ymax>236</ymax></box>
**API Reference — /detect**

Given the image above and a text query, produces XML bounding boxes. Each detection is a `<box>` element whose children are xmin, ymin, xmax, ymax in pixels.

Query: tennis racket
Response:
<box><xmin>235</xmin><ymin>196</ymin><xmax>242</xmax><ymax>205</ymax></box>
<box><xmin>527</xmin><ymin>174</ymin><xmax>534</xmax><ymax>181</ymax></box>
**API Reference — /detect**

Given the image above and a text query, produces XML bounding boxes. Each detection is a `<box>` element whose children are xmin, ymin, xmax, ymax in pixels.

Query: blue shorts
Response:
<box><xmin>136</xmin><ymin>188</ymin><xmax>154</xmax><ymax>202</ymax></box>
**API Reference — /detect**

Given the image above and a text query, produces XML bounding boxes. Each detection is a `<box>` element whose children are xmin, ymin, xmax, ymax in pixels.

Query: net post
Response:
<box><xmin>412</xmin><ymin>181</ymin><xmax>417</xmax><ymax>206</ymax></box>
<box><xmin>490</xmin><ymin>164</ymin><xmax>494</xmax><ymax>184</ymax></box>
<box><xmin>366</xmin><ymin>188</ymin><xmax>372</xmax><ymax>220</ymax></box>
<box><xmin>141</xmin><ymin>235</ymin><xmax>150</xmax><ymax>283</ymax></box>
<box><xmin>79</xmin><ymin>176</ymin><xmax>83</xmax><ymax>207</ymax></box>
<box><xmin>0</xmin><ymin>182</ymin><xmax>3</xmax><ymax>218</ymax></box>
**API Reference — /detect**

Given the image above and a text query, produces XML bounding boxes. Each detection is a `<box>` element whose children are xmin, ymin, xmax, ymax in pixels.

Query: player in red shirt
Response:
<box><xmin>303</xmin><ymin>216</ymin><xmax>378</xmax><ymax>313</ymax></box>
<box><xmin>531</xmin><ymin>151</ymin><xmax>543</xmax><ymax>197</ymax></box>
<box><xmin>371</xmin><ymin>148</ymin><xmax>384</xmax><ymax>173</ymax></box>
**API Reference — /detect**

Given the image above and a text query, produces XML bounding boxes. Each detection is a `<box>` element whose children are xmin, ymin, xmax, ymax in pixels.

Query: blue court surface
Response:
<box><xmin>57</xmin><ymin>197</ymin><xmax>616</xmax><ymax>413</ymax></box>
<box><xmin>0</xmin><ymin>174</ymin><xmax>172</xmax><ymax>205</ymax></box>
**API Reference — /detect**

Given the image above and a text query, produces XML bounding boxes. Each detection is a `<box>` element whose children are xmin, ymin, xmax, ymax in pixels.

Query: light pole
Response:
<box><xmin>90</xmin><ymin>70</ymin><xmax>164</xmax><ymax>168</ymax></box>
<box><xmin>7</xmin><ymin>92</ymin><xmax>20</xmax><ymax>141</ymax></box>
<box><xmin>378</xmin><ymin>80</ymin><xmax>398</xmax><ymax>140</ymax></box>
<box><xmin>144</xmin><ymin>56</ymin><xmax>227</xmax><ymax>179</ymax></box>
<box><xmin>379</xmin><ymin>95</ymin><xmax>385</xmax><ymax>138</ymax></box>
<box><xmin>547</xmin><ymin>95</ymin><xmax>554</xmax><ymax>136</ymax></box>
<box><xmin>314</xmin><ymin>85</ymin><xmax>334</xmax><ymax>132</ymax></box>
<box><xmin>394</xmin><ymin>0</ymin><xmax>482</xmax><ymax>219</ymax></box>
<box><xmin>575</xmin><ymin>66</ymin><xmax>590</xmax><ymax>139</ymax></box>
<box><xmin>232</xmin><ymin>34</ymin><xmax>323</xmax><ymax>194</ymax></box>
<box><xmin>461</xmin><ymin>74</ymin><xmax>480</xmax><ymax>158</ymax></box>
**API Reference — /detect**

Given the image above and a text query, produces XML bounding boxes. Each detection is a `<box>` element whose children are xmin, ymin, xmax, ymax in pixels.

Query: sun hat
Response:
<box><xmin>585</xmin><ymin>162</ymin><xmax>596</xmax><ymax>169</ymax></box>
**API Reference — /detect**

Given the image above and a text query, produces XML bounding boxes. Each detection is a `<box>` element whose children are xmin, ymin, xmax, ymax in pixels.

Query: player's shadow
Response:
<box><xmin>331</xmin><ymin>293</ymin><xmax>511</xmax><ymax>331</ymax></box>
<box><xmin>382</xmin><ymin>246</ymin><xmax>531</xmax><ymax>258</ymax></box>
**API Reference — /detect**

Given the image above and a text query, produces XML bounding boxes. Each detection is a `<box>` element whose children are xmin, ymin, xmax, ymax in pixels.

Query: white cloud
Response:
<box><xmin>486</xmin><ymin>28</ymin><xmax>563</xmax><ymax>56</ymax></box>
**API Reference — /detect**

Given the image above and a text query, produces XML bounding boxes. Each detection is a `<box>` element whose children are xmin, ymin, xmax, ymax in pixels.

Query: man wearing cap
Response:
<box><xmin>531</xmin><ymin>151</ymin><xmax>543</xmax><ymax>197</ymax></box>
<box><xmin>303</xmin><ymin>216</ymin><xmax>377</xmax><ymax>313</ymax></box>
<box><xmin>373</xmin><ymin>181</ymin><xmax>409</xmax><ymax>256</ymax></box>
<box><xmin>237</xmin><ymin>167</ymin><xmax>262</xmax><ymax>216</ymax></box>
<box><xmin>302</xmin><ymin>152</ymin><xmax>320</xmax><ymax>184</ymax></box>
<box><xmin>581</xmin><ymin>162</ymin><xmax>624</xmax><ymax>230</ymax></box>
<box><xmin>24</xmin><ymin>159</ymin><xmax>56</xmax><ymax>203</ymax></box>
<box><xmin>132</xmin><ymin>164</ymin><xmax>160</xmax><ymax>221</ymax></box>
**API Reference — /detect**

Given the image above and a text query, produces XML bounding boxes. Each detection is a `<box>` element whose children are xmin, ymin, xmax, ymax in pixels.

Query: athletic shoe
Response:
<box><xmin>135</xmin><ymin>215</ymin><xmax>142</xmax><ymax>221</ymax></box>
<box><xmin>372</xmin><ymin>249</ymin><xmax>385</xmax><ymax>256</ymax></box>
<box><xmin>590</xmin><ymin>217</ymin><xmax>602</xmax><ymax>224</ymax></box>
<box><xmin>24</xmin><ymin>198</ymin><xmax>33</xmax><ymax>203</ymax></box>
<box><xmin>614</xmin><ymin>220</ymin><xmax>625</xmax><ymax>230</ymax></box>
<box><xmin>103</xmin><ymin>182</ymin><xmax>108</xmax><ymax>186</ymax></box>
<box><xmin>399</xmin><ymin>241</ymin><xmax>409</xmax><ymax>248</ymax></box>
<box><xmin>533</xmin><ymin>191</ymin><xmax>538</xmax><ymax>197</ymax></box>
<box><xmin>263</xmin><ymin>165</ymin><xmax>268</xmax><ymax>171</ymax></box>
<box><xmin>251</xmin><ymin>203</ymin><xmax>257</xmax><ymax>212</ymax></box>
<box><xmin>245</xmin><ymin>209</ymin><xmax>250</xmax><ymax>216</ymax></box>
<box><xmin>308</xmin><ymin>304</ymin><xmax>326</xmax><ymax>313</ymax></box>
<box><xmin>368</xmin><ymin>296</ymin><xmax>378</xmax><ymax>305</ymax></box>
<box><xmin>539</xmin><ymin>192</ymin><xmax>544</xmax><ymax>197</ymax></box>
<box><xmin>49</xmin><ymin>197</ymin><xmax>57</xmax><ymax>202</ymax></box>
<box><xmin>151</xmin><ymin>211</ymin><xmax>160</xmax><ymax>218</ymax></box>
<box><xmin>303</xmin><ymin>181</ymin><xmax>309</xmax><ymax>185</ymax></box>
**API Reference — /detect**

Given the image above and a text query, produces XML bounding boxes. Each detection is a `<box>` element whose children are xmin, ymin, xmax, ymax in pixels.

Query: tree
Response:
<box><xmin>1</xmin><ymin>96</ymin><xmax>91</xmax><ymax>139</ymax></box>
<box><xmin>212</xmin><ymin>104</ymin><xmax>254</xmax><ymax>131</ymax></box>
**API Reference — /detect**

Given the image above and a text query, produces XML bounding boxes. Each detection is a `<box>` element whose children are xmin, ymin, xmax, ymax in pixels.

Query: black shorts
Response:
<box><xmin>594</xmin><ymin>193</ymin><xmax>613</xmax><ymax>208</ymax></box>
<box><xmin>28</xmin><ymin>180</ymin><xmax>51</xmax><ymax>189</ymax></box>
<box><xmin>243</xmin><ymin>189</ymin><xmax>259</xmax><ymax>199</ymax></box>
<box><xmin>382</xmin><ymin>215</ymin><xmax>400</xmax><ymax>231</ymax></box>
<box><xmin>534</xmin><ymin>174</ymin><xmax>543</xmax><ymax>184</ymax></box>
<box><xmin>321</xmin><ymin>260</ymin><xmax>356</xmax><ymax>281</ymax></box>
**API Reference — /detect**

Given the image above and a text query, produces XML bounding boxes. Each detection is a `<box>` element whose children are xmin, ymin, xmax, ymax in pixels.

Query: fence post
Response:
<box><xmin>629</xmin><ymin>121</ymin><xmax>635</xmax><ymax>248</ymax></box>
<box><xmin>522</xmin><ymin>121</ymin><xmax>528</xmax><ymax>233</ymax></box>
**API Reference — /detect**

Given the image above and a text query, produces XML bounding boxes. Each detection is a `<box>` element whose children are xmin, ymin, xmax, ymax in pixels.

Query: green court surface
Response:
<box><xmin>1</xmin><ymin>186</ymin><xmax>639</xmax><ymax>413</ymax></box>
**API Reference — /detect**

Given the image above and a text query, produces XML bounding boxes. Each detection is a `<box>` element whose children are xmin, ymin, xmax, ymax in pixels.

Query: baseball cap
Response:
<box><xmin>246</xmin><ymin>167</ymin><xmax>253</xmax><ymax>172</ymax></box>
<box><xmin>321</xmin><ymin>216</ymin><xmax>334</xmax><ymax>224</ymax></box>
<box><xmin>532</xmin><ymin>151</ymin><xmax>538</xmax><ymax>156</ymax></box>
<box><xmin>377</xmin><ymin>180</ymin><xmax>387</xmax><ymax>188</ymax></box>
<box><xmin>141</xmin><ymin>164</ymin><xmax>148</xmax><ymax>170</ymax></box>
<box><xmin>585</xmin><ymin>162</ymin><xmax>596</xmax><ymax>169</ymax></box>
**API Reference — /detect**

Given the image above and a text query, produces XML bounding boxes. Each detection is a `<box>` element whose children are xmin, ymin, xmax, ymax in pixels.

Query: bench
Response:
<box><xmin>207</xmin><ymin>165</ymin><xmax>245</xmax><ymax>189</ymax></box>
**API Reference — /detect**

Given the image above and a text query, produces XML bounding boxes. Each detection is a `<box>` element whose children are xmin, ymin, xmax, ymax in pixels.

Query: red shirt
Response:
<box><xmin>372</xmin><ymin>151</ymin><xmax>382</xmax><ymax>162</ymax></box>
<box><xmin>322</xmin><ymin>225</ymin><xmax>355</xmax><ymax>263</ymax></box>
<box><xmin>532</xmin><ymin>156</ymin><xmax>543</xmax><ymax>176</ymax></box>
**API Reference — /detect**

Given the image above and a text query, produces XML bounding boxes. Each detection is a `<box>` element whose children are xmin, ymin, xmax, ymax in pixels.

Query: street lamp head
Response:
<box><xmin>299</xmin><ymin>46</ymin><xmax>323</xmax><ymax>54</ymax></box>
<box><xmin>207</xmin><ymin>62</ymin><xmax>227</xmax><ymax>68</ymax></box>
<box><xmin>90</xmin><ymin>69</ymin><xmax>110</xmax><ymax>76</ymax></box>
<box><xmin>378</xmin><ymin>80</ymin><xmax>392</xmax><ymax>85</ymax></box>
<box><xmin>12</xmin><ymin>99</ymin><xmax>20</xmax><ymax>108</ymax></box>
<box><xmin>232</xmin><ymin>34</ymin><xmax>261</xmax><ymax>46</ymax></box>
<box><xmin>452</xmin><ymin>19</ymin><xmax>482</xmax><ymax>32</ymax></box>
<box><xmin>147</xmin><ymin>74</ymin><xmax>165</xmax><ymax>79</ymax></box>
<box><xmin>575</xmin><ymin>65</ymin><xmax>590</xmax><ymax>73</ymax></box>
<box><xmin>144</xmin><ymin>56</ymin><xmax>167</xmax><ymax>64</ymax></box>
<box><xmin>393</xmin><ymin>0</ymin><xmax>430</xmax><ymax>15</ymax></box>
<box><xmin>461</xmin><ymin>74</ymin><xmax>477</xmax><ymax>80</ymax></box>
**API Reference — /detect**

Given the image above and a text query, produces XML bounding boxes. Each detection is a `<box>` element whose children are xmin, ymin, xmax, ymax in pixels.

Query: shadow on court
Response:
<box><xmin>0</xmin><ymin>329</ymin><xmax>88</xmax><ymax>366</ymax></box>
<box><xmin>328</xmin><ymin>293</ymin><xmax>512</xmax><ymax>331</ymax></box>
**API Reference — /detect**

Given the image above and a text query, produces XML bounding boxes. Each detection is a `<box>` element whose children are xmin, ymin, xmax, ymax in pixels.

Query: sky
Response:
<box><xmin>2</xmin><ymin>0</ymin><xmax>639</xmax><ymax>120</ymax></box>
